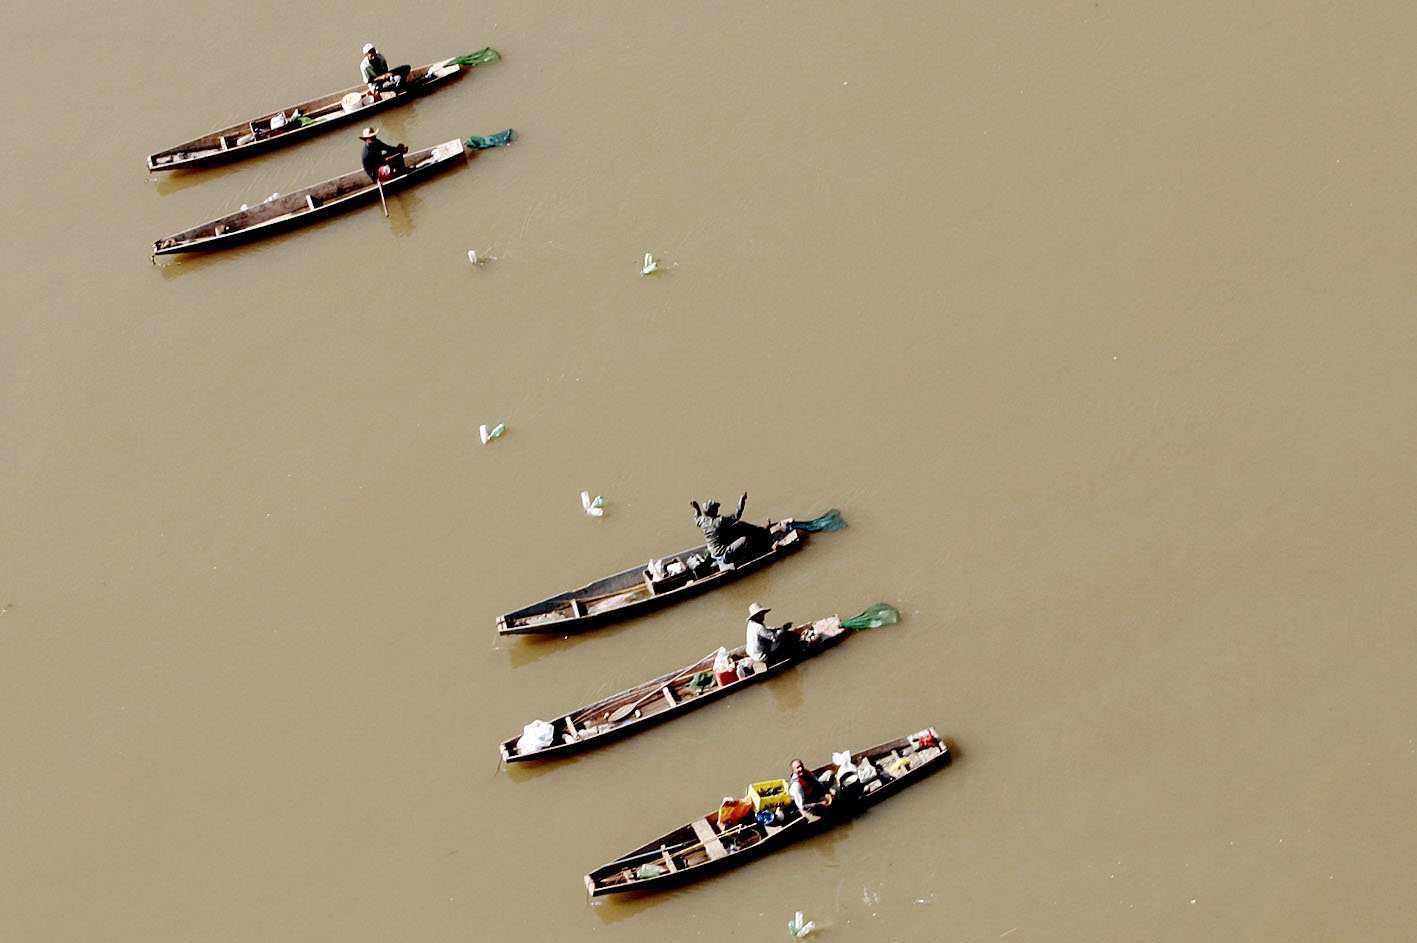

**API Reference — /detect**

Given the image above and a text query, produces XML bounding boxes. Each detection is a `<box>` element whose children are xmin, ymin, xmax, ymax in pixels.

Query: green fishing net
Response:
<box><xmin>841</xmin><ymin>603</ymin><xmax>899</xmax><ymax>630</ymax></box>
<box><xmin>465</xmin><ymin>129</ymin><xmax>515</xmax><ymax>150</ymax></box>
<box><xmin>448</xmin><ymin>48</ymin><xmax>501</xmax><ymax>68</ymax></box>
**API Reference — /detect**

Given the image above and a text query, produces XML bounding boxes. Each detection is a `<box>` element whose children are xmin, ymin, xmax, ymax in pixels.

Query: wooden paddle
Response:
<box><xmin>603</xmin><ymin>664</ymin><xmax>711</xmax><ymax>724</ymax></box>
<box><xmin>375</xmin><ymin>174</ymin><xmax>389</xmax><ymax>217</ymax></box>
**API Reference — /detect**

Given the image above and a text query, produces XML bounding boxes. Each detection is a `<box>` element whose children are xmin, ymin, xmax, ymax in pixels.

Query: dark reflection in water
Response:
<box><xmin>764</xmin><ymin>663</ymin><xmax>805</xmax><ymax>711</ymax></box>
<box><xmin>149</xmin><ymin>161</ymin><xmax>250</xmax><ymax>197</ymax></box>
<box><xmin>386</xmin><ymin>188</ymin><xmax>422</xmax><ymax>239</ymax></box>
<box><xmin>499</xmin><ymin>609</ymin><xmax>675</xmax><ymax>669</ymax></box>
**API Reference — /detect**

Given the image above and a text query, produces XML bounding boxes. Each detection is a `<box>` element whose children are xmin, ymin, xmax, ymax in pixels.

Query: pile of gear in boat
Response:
<box><xmin>631</xmin><ymin>730</ymin><xmax>946</xmax><ymax>879</ymax></box>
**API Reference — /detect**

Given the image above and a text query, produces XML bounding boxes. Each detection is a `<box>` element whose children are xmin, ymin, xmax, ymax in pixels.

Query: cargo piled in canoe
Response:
<box><xmin>583</xmin><ymin>727</ymin><xmax>951</xmax><ymax>896</ymax></box>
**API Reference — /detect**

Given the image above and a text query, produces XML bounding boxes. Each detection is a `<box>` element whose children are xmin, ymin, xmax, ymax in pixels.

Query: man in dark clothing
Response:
<box><xmin>691</xmin><ymin>492</ymin><xmax>773</xmax><ymax>567</ymax></box>
<box><xmin>359</xmin><ymin>127</ymin><xmax>408</xmax><ymax>182</ymax></box>
<box><xmin>361</xmin><ymin>43</ymin><xmax>411</xmax><ymax>94</ymax></box>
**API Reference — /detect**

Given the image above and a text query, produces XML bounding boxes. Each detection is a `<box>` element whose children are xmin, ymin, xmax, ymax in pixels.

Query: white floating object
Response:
<box><xmin>641</xmin><ymin>252</ymin><xmax>661</xmax><ymax>275</ymax></box>
<box><xmin>479</xmin><ymin>422</ymin><xmax>506</xmax><ymax>444</ymax></box>
<box><xmin>586</xmin><ymin>506</ymin><xmax>605</xmax><ymax>517</ymax></box>
<box><xmin>581</xmin><ymin>491</ymin><xmax>592</xmax><ymax>511</ymax></box>
<box><xmin>263</xmin><ymin>192</ymin><xmax>280</xmax><ymax>203</ymax></box>
<box><xmin>581</xmin><ymin>491</ymin><xmax>605</xmax><ymax>516</ymax></box>
<box><xmin>787</xmin><ymin>912</ymin><xmax>816</xmax><ymax>937</ymax></box>
<box><xmin>469</xmin><ymin>250</ymin><xmax>479</xmax><ymax>264</ymax></box>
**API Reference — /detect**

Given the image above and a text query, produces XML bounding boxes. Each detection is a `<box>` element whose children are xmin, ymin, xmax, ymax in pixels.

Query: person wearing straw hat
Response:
<box><xmin>359</xmin><ymin>126</ymin><xmax>408</xmax><ymax>182</ymax></box>
<box><xmin>360</xmin><ymin>43</ymin><xmax>410</xmax><ymax>94</ymax></box>
<box><xmin>745</xmin><ymin>603</ymin><xmax>803</xmax><ymax>664</ymax></box>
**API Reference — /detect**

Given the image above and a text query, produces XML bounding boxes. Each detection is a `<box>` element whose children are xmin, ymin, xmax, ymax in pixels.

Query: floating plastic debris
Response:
<box><xmin>263</xmin><ymin>192</ymin><xmax>280</xmax><ymax>203</ymax></box>
<box><xmin>581</xmin><ymin>491</ymin><xmax>605</xmax><ymax>517</ymax></box>
<box><xmin>641</xmin><ymin>252</ymin><xmax>661</xmax><ymax>276</ymax></box>
<box><xmin>479</xmin><ymin>422</ymin><xmax>506</xmax><ymax>444</ymax></box>
<box><xmin>468</xmin><ymin>249</ymin><xmax>497</xmax><ymax>266</ymax></box>
<box><xmin>787</xmin><ymin>912</ymin><xmax>816</xmax><ymax>938</ymax></box>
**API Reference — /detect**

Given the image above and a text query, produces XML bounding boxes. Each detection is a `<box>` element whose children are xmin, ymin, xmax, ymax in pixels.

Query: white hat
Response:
<box><xmin>747</xmin><ymin>602</ymin><xmax>771</xmax><ymax>621</ymax></box>
<box><xmin>362</xmin><ymin>43</ymin><xmax>376</xmax><ymax>54</ymax></box>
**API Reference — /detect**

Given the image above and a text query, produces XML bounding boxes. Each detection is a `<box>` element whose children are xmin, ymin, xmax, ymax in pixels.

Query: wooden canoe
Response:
<box><xmin>583</xmin><ymin>727</ymin><xmax>951</xmax><ymax>896</ymax></box>
<box><xmin>500</xmin><ymin>615</ymin><xmax>851</xmax><ymax>762</ymax></box>
<box><xmin>146</xmin><ymin>55</ymin><xmax>484</xmax><ymax>171</ymax></box>
<box><xmin>497</xmin><ymin>521</ymin><xmax>810</xmax><ymax>636</ymax></box>
<box><xmin>152</xmin><ymin>137</ymin><xmax>475</xmax><ymax>256</ymax></box>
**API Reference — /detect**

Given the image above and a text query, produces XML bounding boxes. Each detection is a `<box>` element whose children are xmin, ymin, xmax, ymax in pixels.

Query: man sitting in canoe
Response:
<box><xmin>690</xmin><ymin>492</ymin><xmax>775</xmax><ymax>567</ymax></box>
<box><xmin>359</xmin><ymin>127</ymin><xmax>408</xmax><ymax>181</ymax></box>
<box><xmin>787</xmin><ymin>759</ymin><xmax>836</xmax><ymax>819</ymax></box>
<box><xmin>361</xmin><ymin>43</ymin><xmax>411</xmax><ymax>94</ymax></box>
<box><xmin>745</xmin><ymin>603</ymin><xmax>804</xmax><ymax>664</ymax></box>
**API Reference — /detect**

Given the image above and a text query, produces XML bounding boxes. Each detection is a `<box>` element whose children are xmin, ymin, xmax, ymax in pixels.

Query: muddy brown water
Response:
<box><xmin>4</xmin><ymin>1</ymin><xmax>1416</xmax><ymax>940</ymax></box>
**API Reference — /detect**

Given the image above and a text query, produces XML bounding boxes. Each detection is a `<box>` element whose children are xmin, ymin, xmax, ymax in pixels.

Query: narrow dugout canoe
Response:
<box><xmin>146</xmin><ymin>51</ymin><xmax>496</xmax><ymax>171</ymax></box>
<box><xmin>151</xmin><ymin>134</ymin><xmax>502</xmax><ymax>256</ymax></box>
<box><xmin>497</xmin><ymin>520</ymin><xmax>814</xmax><ymax>636</ymax></box>
<box><xmin>583</xmin><ymin>727</ymin><xmax>951</xmax><ymax>896</ymax></box>
<box><xmin>500</xmin><ymin>615</ymin><xmax>850</xmax><ymax>762</ymax></box>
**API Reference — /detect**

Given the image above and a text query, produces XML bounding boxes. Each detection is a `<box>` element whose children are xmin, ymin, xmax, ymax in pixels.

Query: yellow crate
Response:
<box><xmin>749</xmin><ymin>779</ymin><xmax>792</xmax><ymax>812</ymax></box>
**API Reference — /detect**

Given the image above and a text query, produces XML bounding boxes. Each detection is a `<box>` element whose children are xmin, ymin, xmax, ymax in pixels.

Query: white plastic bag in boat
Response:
<box><xmin>856</xmin><ymin>758</ymin><xmax>879</xmax><ymax>783</ymax></box>
<box><xmin>515</xmin><ymin>719</ymin><xmax>555</xmax><ymax>754</ymax></box>
<box><xmin>712</xmin><ymin>646</ymin><xmax>732</xmax><ymax>676</ymax></box>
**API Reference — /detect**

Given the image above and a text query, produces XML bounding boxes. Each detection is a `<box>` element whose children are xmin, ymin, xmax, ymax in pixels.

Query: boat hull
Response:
<box><xmin>147</xmin><ymin>58</ymin><xmax>468</xmax><ymax>171</ymax></box>
<box><xmin>500</xmin><ymin>616</ymin><xmax>850</xmax><ymax>762</ymax></box>
<box><xmin>584</xmin><ymin>727</ymin><xmax>951</xmax><ymax>896</ymax></box>
<box><xmin>497</xmin><ymin>524</ymin><xmax>806</xmax><ymax>635</ymax></box>
<box><xmin>151</xmin><ymin>139</ymin><xmax>466</xmax><ymax>256</ymax></box>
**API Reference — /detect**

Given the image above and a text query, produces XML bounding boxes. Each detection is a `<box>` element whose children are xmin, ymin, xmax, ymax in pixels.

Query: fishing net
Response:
<box><xmin>840</xmin><ymin>603</ymin><xmax>899</xmax><ymax>630</ymax></box>
<box><xmin>465</xmin><ymin>129</ymin><xmax>515</xmax><ymax>150</ymax></box>
<box><xmin>791</xmin><ymin>509</ymin><xmax>846</xmax><ymax>532</ymax></box>
<box><xmin>448</xmin><ymin>48</ymin><xmax>501</xmax><ymax>68</ymax></box>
